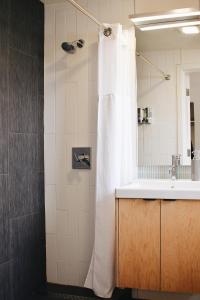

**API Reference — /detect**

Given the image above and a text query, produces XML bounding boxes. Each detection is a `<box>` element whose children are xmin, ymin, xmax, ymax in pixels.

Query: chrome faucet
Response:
<box><xmin>169</xmin><ymin>154</ymin><xmax>181</xmax><ymax>180</ymax></box>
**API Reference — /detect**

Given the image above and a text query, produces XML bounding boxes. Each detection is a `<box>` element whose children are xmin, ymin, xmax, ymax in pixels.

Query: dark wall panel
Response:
<box><xmin>0</xmin><ymin>0</ymin><xmax>45</xmax><ymax>299</ymax></box>
<box><xmin>0</xmin><ymin>262</ymin><xmax>10</xmax><ymax>300</ymax></box>
<box><xmin>0</xmin><ymin>176</ymin><xmax>8</xmax><ymax>263</ymax></box>
<box><xmin>9</xmin><ymin>50</ymin><xmax>38</xmax><ymax>133</ymax></box>
<box><xmin>0</xmin><ymin>1</ymin><xmax>8</xmax><ymax>174</ymax></box>
<box><xmin>10</xmin><ymin>0</ymin><xmax>44</xmax><ymax>57</ymax></box>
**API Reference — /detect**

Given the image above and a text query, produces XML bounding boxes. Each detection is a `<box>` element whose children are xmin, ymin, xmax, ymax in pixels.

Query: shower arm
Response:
<box><xmin>65</xmin><ymin>0</ymin><xmax>171</xmax><ymax>81</ymax></box>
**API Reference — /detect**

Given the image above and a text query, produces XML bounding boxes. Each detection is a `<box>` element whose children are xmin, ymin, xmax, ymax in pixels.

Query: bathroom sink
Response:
<box><xmin>116</xmin><ymin>179</ymin><xmax>200</xmax><ymax>200</ymax></box>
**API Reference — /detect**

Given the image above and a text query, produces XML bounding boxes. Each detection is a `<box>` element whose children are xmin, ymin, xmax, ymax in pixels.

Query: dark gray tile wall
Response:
<box><xmin>0</xmin><ymin>0</ymin><xmax>45</xmax><ymax>299</ymax></box>
<box><xmin>0</xmin><ymin>0</ymin><xmax>9</xmax><ymax>174</ymax></box>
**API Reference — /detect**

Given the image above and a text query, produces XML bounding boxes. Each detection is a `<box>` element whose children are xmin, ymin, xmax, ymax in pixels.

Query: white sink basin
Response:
<box><xmin>116</xmin><ymin>179</ymin><xmax>200</xmax><ymax>200</ymax></box>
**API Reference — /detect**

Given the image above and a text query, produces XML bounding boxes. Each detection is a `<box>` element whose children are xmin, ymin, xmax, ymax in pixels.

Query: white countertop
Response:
<box><xmin>116</xmin><ymin>179</ymin><xmax>200</xmax><ymax>200</ymax></box>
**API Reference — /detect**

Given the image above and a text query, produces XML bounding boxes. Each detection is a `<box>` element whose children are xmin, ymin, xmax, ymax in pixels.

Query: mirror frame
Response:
<box><xmin>177</xmin><ymin>63</ymin><xmax>200</xmax><ymax>165</ymax></box>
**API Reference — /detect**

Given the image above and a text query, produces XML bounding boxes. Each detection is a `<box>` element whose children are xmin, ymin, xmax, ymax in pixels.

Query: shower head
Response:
<box><xmin>61</xmin><ymin>42</ymin><xmax>76</xmax><ymax>53</ymax></box>
<box><xmin>61</xmin><ymin>39</ymin><xmax>85</xmax><ymax>54</ymax></box>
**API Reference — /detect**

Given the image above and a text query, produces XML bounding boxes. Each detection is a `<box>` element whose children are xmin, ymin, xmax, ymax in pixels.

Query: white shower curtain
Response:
<box><xmin>85</xmin><ymin>24</ymin><xmax>137</xmax><ymax>298</ymax></box>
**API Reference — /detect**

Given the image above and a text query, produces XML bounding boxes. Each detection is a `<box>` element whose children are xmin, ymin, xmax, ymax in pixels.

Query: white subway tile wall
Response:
<box><xmin>44</xmin><ymin>0</ymin><xmax>135</xmax><ymax>286</ymax></box>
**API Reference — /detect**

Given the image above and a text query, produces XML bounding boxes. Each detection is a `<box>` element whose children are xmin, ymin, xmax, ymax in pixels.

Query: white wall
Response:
<box><xmin>44</xmin><ymin>0</ymin><xmax>200</xmax><ymax>297</ymax></box>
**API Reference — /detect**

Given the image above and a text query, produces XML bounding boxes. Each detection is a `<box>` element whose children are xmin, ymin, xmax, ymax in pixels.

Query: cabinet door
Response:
<box><xmin>117</xmin><ymin>199</ymin><xmax>161</xmax><ymax>290</ymax></box>
<box><xmin>161</xmin><ymin>200</ymin><xmax>200</xmax><ymax>293</ymax></box>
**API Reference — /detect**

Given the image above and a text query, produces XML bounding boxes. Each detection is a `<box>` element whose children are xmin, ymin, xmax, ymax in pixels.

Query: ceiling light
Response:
<box><xmin>129</xmin><ymin>8</ymin><xmax>200</xmax><ymax>24</ymax></box>
<box><xmin>129</xmin><ymin>8</ymin><xmax>200</xmax><ymax>32</ymax></box>
<box><xmin>139</xmin><ymin>20</ymin><xmax>200</xmax><ymax>31</ymax></box>
<box><xmin>181</xmin><ymin>26</ymin><xmax>199</xmax><ymax>34</ymax></box>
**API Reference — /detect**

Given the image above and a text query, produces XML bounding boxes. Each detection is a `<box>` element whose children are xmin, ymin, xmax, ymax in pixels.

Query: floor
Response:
<box><xmin>30</xmin><ymin>293</ymin><xmax>134</xmax><ymax>300</ymax></box>
<box><xmin>31</xmin><ymin>296</ymin><xmax>97</xmax><ymax>300</ymax></box>
<box><xmin>30</xmin><ymin>285</ymin><xmax>134</xmax><ymax>300</ymax></box>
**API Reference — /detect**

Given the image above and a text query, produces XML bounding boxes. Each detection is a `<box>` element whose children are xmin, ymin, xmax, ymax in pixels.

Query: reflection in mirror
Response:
<box><xmin>190</xmin><ymin>72</ymin><xmax>200</xmax><ymax>159</ymax></box>
<box><xmin>136</xmin><ymin>27</ymin><xmax>200</xmax><ymax>166</ymax></box>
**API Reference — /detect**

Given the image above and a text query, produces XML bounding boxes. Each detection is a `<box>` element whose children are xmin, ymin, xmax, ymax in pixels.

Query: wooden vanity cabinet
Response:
<box><xmin>116</xmin><ymin>199</ymin><xmax>161</xmax><ymax>290</ymax></box>
<box><xmin>116</xmin><ymin>198</ymin><xmax>200</xmax><ymax>293</ymax></box>
<box><xmin>161</xmin><ymin>200</ymin><xmax>200</xmax><ymax>293</ymax></box>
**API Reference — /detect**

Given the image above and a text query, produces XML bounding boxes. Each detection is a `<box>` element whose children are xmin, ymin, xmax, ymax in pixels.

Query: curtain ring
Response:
<box><xmin>104</xmin><ymin>27</ymin><xmax>112</xmax><ymax>37</ymax></box>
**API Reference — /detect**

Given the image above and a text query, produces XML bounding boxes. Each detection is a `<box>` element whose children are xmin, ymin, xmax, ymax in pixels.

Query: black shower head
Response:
<box><xmin>61</xmin><ymin>42</ymin><xmax>76</xmax><ymax>54</ymax></box>
<box><xmin>61</xmin><ymin>39</ymin><xmax>85</xmax><ymax>54</ymax></box>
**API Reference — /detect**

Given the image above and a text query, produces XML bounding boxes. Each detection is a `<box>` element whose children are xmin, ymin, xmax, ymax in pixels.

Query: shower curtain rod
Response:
<box><xmin>66</xmin><ymin>0</ymin><xmax>102</xmax><ymax>27</ymax></box>
<box><xmin>65</xmin><ymin>0</ymin><xmax>171</xmax><ymax>80</ymax></box>
<box><xmin>136</xmin><ymin>52</ymin><xmax>171</xmax><ymax>80</ymax></box>
<box><xmin>65</xmin><ymin>0</ymin><xmax>112</xmax><ymax>36</ymax></box>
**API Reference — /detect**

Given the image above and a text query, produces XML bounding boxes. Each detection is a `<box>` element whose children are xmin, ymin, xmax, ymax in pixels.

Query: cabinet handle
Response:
<box><xmin>163</xmin><ymin>199</ymin><xmax>176</xmax><ymax>201</ymax></box>
<box><xmin>143</xmin><ymin>198</ymin><xmax>157</xmax><ymax>201</ymax></box>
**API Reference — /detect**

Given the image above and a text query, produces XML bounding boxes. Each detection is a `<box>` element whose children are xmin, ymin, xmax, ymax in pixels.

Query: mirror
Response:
<box><xmin>136</xmin><ymin>27</ymin><xmax>200</xmax><ymax>166</ymax></box>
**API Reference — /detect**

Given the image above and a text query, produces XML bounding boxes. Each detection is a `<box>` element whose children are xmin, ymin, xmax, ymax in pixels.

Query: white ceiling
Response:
<box><xmin>136</xmin><ymin>27</ymin><xmax>200</xmax><ymax>51</ymax></box>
